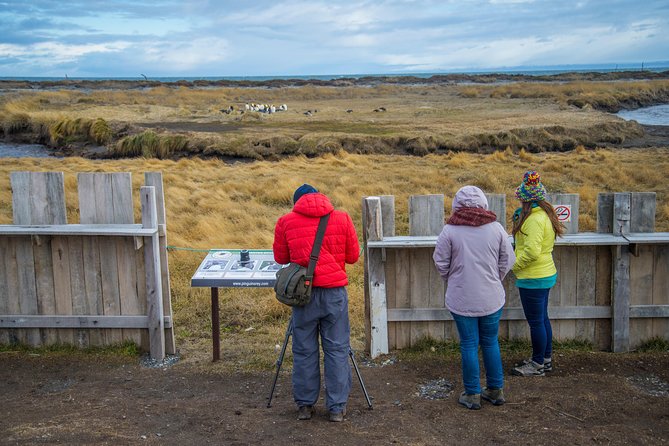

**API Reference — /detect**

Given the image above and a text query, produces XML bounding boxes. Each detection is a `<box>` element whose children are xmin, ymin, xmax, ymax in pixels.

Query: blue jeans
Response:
<box><xmin>519</xmin><ymin>287</ymin><xmax>553</xmax><ymax>364</ymax></box>
<box><xmin>292</xmin><ymin>287</ymin><xmax>351</xmax><ymax>413</ymax></box>
<box><xmin>451</xmin><ymin>308</ymin><xmax>504</xmax><ymax>395</ymax></box>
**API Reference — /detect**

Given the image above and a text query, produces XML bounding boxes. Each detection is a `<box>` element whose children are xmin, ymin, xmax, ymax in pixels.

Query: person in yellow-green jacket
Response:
<box><xmin>511</xmin><ymin>171</ymin><xmax>565</xmax><ymax>377</ymax></box>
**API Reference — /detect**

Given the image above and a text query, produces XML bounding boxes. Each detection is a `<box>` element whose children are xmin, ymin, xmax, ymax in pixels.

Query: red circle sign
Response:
<box><xmin>555</xmin><ymin>205</ymin><xmax>571</xmax><ymax>222</ymax></box>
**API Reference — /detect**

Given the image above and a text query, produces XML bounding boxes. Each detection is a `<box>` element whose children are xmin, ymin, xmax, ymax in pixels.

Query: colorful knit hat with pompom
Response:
<box><xmin>515</xmin><ymin>170</ymin><xmax>547</xmax><ymax>202</ymax></box>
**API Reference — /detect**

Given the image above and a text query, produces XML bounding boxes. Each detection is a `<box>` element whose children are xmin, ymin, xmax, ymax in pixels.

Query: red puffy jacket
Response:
<box><xmin>273</xmin><ymin>193</ymin><xmax>360</xmax><ymax>287</ymax></box>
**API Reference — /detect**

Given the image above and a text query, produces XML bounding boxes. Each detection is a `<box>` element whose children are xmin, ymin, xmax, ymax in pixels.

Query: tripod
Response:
<box><xmin>266</xmin><ymin>317</ymin><xmax>373</xmax><ymax>409</ymax></box>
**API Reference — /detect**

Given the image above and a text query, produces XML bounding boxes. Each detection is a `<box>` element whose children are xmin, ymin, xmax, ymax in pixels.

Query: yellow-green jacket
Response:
<box><xmin>513</xmin><ymin>207</ymin><xmax>557</xmax><ymax>279</ymax></box>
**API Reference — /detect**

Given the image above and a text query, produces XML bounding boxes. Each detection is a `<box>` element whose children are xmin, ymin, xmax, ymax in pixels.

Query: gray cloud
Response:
<box><xmin>0</xmin><ymin>0</ymin><xmax>667</xmax><ymax>77</ymax></box>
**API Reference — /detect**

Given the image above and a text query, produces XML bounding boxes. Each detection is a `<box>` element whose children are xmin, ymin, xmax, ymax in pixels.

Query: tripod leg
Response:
<box><xmin>267</xmin><ymin>318</ymin><xmax>293</xmax><ymax>408</ymax></box>
<box><xmin>349</xmin><ymin>348</ymin><xmax>373</xmax><ymax>409</ymax></box>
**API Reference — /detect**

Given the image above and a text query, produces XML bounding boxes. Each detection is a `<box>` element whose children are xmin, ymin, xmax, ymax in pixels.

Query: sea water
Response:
<box><xmin>0</xmin><ymin>142</ymin><xmax>55</xmax><ymax>158</ymax></box>
<box><xmin>617</xmin><ymin>104</ymin><xmax>669</xmax><ymax>126</ymax></box>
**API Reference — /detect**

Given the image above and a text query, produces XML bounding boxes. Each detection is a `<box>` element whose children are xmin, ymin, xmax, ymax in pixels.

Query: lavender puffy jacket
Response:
<box><xmin>432</xmin><ymin>186</ymin><xmax>516</xmax><ymax>317</ymax></box>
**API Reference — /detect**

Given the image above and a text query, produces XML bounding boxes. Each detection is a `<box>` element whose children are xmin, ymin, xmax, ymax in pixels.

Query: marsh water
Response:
<box><xmin>0</xmin><ymin>142</ymin><xmax>55</xmax><ymax>158</ymax></box>
<box><xmin>617</xmin><ymin>104</ymin><xmax>669</xmax><ymax>125</ymax></box>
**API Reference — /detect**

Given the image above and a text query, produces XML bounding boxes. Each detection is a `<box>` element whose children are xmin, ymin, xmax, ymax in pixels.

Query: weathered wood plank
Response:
<box><xmin>11</xmin><ymin>172</ymin><xmax>67</xmax><ymax>346</ymax></box>
<box><xmin>388</xmin><ymin>306</ymin><xmax>612</xmax><ymax>321</ymax></box>
<box><xmin>409</xmin><ymin>249</ymin><xmax>431</xmax><ymax>345</ymax></box>
<box><xmin>575</xmin><ymin>246</ymin><xmax>596</xmax><ymax>342</ymax></box>
<box><xmin>28</xmin><ymin>173</ymin><xmax>69</xmax><ymax>345</ymax></box>
<box><xmin>409</xmin><ymin>195</ymin><xmax>442</xmax><ymax>347</ymax></box>
<box><xmin>394</xmin><ymin>249</ymin><xmax>411</xmax><ymax>349</ymax></box>
<box><xmin>145</xmin><ymin>172</ymin><xmax>176</xmax><ymax>355</ymax></box>
<box><xmin>68</xmin><ymin>237</ymin><xmax>89</xmax><ymax>347</ymax></box>
<box><xmin>612</xmin><ymin>193</ymin><xmax>631</xmax><ymax>352</ymax></box>
<box><xmin>3</xmin><ymin>238</ymin><xmax>21</xmax><ymax>344</ymax></box>
<box><xmin>0</xmin><ymin>224</ymin><xmax>155</xmax><ymax>236</ymax></box>
<box><xmin>384</xmin><ymin>249</ymin><xmax>397</xmax><ymax>350</ymax></box>
<box><xmin>361</xmin><ymin>197</ymin><xmax>371</xmax><ymax>353</ymax></box>
<box><xmin>409</xmin><ymin>195</ymin><xmax>444</xmax><ymax>237</ymax></box>
<box><xmin>559</xmin><ymin>246</ymin><xmax>578</xmax><ymax>339</ymax></box>
<box><xmin>111</xmin><ymin>173</ymin><xmax>142</xmax><ymax>346</ymax></box>
<box><xmin>15</xmin><ymin>236</ymin><xmax>40</xmax><ymax>346</ymax></box>
<box><xmin>0</xmin><ymin>315</ymin><xmax>173</xmax><ymax>328</ymax></box>
<box><xmin>51</xmin><ymin>237</ymin><xmax>74</xmax><ymax>345</ymax></box>
<box><xmin>141</xmin><ymin>186</ymin><xmax>166</xmax><ymax>361</ymax></box>
<box><xmin>597</xmin><ymin>193</ymin><xmax>614</xmax><ymax>234</ymax></box>
<box><xmin>505</xmin><ymin>274</ymin><xmax>527</xmax><ymax>340</ymax></box>
<box><xmin>427</xmin><ymin>249</ymin><xmax>445</xmax><ymax>342</ymax></box>
<box><xmin>629</xmin><ymin>245</ymin><xmax>654</xmax><ymax>348</ymax></box>
<box><xmin>594</xmin><ymin>246</ymin><xmax>612</xmax><ymax>350</ymax></box>
<box><xmin>630</xmin><ymin>192</ymin><xmax>656</xmax><ymax>233</ymax></box>
<box><xmin>485</xmin><ymin>194</ymin><xmax>506</xmax><ymax>229</ymax></box>
<box><xmin>78</xmin><ymin>173</ymin><xmax>108</xmax><ymax>346</ymax></box>
<box><xmin>0</xmin><ymin>237</ymin><xmax>11</xmax><ymax>344</ymax></box>
<box><xmin>652</xmin><ymin>245</ymin><xmax>669</xmax><ymax>341</ymax></box>
<box><xmin>363</xmin><ymin>197</ymin><xmax>387</xmax><ymax>356</ymax></box>
<box><xmin>32</xmin><ymin>235</ymin><xmax>56</xmax><ymax>345</ymax></box>
<box><xmin>548</xmin><ymin>193</ymin><xmax>579</xmax><ymax>234</ymax></box>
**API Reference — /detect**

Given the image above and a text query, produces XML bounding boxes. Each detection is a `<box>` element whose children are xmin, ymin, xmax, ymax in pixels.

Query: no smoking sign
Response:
<box><xmin>555</xmin><ymin>205</ymin><xmax>571</xmax><ymax>222</ymax></box>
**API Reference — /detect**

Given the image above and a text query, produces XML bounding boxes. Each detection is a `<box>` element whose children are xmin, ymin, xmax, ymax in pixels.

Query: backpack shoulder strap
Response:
<box><xmin>305</xmin><ymin>213</ymin><xmax>331</xmax><ymax>280</ymax></box>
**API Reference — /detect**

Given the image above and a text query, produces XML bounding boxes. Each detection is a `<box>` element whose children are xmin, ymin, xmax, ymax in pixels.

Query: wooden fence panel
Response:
<box><xmin>362</xmin><ymin>191</ymin><xmax>667</xmax><ymax>356</ymax></box>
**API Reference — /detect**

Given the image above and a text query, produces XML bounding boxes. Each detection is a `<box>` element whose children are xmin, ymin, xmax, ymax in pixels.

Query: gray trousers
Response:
<box><xmin>292</xmin><ymin>286</ymin><xmax>351</xmax><ymax>413</ymax></box>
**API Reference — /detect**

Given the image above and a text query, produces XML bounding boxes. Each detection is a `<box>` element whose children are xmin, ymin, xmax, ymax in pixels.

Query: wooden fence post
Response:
<box><xmin>362</xmin><ymin>195</ymin><xmax>394</xmax><ymax>353</ymax></box>
<box><xmin>145</xmin><ymin>172</ymin><xmax>176</xmax><ymax>355</ymax></box>
<box><xmin>363</xmin><ymin>196</ymin><xmax>388</xmax><ymax>358</ymax></box>
<box><xmin>611</xmin><ymin>193</ymin><xmax>631</xmax><ymax>352</ymax></box>
<box><xmin>141</xmin><ymin>186</ymin><xmax>166</xmax><ymax>361</ymax></box>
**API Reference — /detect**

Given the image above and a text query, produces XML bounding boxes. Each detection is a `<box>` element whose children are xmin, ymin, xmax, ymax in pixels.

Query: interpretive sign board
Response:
<box><xmin>191</xmin><ymin>250</ymin><xmax>282</xmax><ymax>287</ymax></box>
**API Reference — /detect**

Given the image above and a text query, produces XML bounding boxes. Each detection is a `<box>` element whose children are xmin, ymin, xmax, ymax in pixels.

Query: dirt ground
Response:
<box><xmin>1</xmin><ymin>349</ymin><xmax>668</xmax><ymax>446</ymax></box>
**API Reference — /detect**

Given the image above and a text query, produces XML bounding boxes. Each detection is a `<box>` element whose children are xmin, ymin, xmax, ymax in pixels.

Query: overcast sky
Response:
<box><xmin>1</xmin><ymin>0</ymin><xmax>668</xmax><ymax>78</ymax></box>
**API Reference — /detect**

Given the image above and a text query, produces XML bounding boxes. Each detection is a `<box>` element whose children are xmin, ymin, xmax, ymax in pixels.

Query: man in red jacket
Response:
<box><xmin>273</xmin><ymin>184</ymin><xmax>360</xmax><ymax>422</ymax></box>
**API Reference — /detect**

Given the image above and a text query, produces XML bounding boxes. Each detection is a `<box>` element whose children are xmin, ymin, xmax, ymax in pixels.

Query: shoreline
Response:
<box><xmin>2</xmin><ymin>70</ymin><xmax>669</xmax><ymax>91</ymax></box>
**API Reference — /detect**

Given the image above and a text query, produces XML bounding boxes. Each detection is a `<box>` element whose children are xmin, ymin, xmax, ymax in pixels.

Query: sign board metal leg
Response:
<box><xmin>211</xmin><ymin>287</ymin><xmax>220</xmax><ymax>361</ymax></box>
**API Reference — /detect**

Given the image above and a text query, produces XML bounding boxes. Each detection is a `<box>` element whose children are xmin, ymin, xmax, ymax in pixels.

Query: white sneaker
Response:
<box><xmin>512</xmin><ymin>360</ymin><xmax>545</xmax><ymax>376</ymax></box>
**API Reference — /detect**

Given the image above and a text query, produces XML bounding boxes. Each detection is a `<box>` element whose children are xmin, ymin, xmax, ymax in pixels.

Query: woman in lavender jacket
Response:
<box><xmin>433</xmin><ymin>186</ymin><xmax>515</xmax><ymax>410</ymax></box>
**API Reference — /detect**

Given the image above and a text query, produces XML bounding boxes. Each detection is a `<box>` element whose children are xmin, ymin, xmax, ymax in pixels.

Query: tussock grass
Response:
<box><xmin>1</xmin><ymin>149</ymin><xmax>667</xmax><ymax>367</ymax></box>
<box><xmin>50</xmin><ymin>117</ymin><xmax>113</xmax><ymax>146</ymax></box>
<box><xmin>113</xmin><ymin>131</ymin><xmax>188</xmax><ymax>159</ymax></box>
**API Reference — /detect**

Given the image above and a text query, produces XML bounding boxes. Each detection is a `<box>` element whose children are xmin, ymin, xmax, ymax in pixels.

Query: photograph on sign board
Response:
<box><xmin>202</xmin><ymin>260</ymin><xmax>229</xmax><ymax>271</ymax></box>
<box><xmin>230</xmin><ymin>260</ymin><xmax>256</xmax><ymax>271</ymax></box>
<box><xmin>259</xmin><ymin>260</ymin><xmax>281</xmax><ymax>272</ymax></box>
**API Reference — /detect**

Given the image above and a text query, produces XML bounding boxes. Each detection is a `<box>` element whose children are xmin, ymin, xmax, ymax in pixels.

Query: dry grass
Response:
<box><xmin>1</xmin><ymin>148</ymin><xmax>668</xmax><ymax>367</ymax></box>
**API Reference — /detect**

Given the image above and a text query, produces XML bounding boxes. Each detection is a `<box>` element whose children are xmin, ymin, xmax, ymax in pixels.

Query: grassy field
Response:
<box><xmin>2</xmin><ymin>80</ymin><xmax>669</xmax><ymax>159</ymax></box>
<box><xmin>1</xmin><ymin>148</ymin><xmax>668</xmax><ymax>368</ymax></box>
